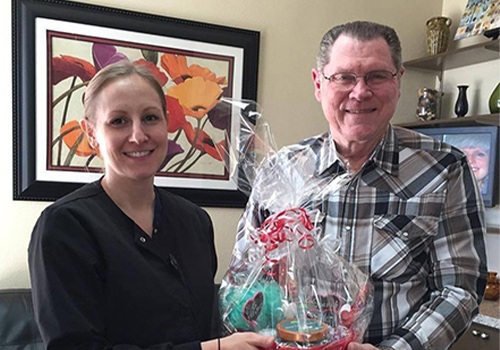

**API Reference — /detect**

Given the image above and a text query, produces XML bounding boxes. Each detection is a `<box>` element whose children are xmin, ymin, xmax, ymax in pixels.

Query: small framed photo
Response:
<box><xmin>414</xmin><ymin>126</ymin><xmax>499</xmax><ymax>207</ymax></box>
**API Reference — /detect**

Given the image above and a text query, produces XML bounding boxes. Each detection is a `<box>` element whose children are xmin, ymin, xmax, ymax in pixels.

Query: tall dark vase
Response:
<box><xmin>454</xmin><ymin>85</ymin><xmax>469</xmax><ymax>117</ymax></box>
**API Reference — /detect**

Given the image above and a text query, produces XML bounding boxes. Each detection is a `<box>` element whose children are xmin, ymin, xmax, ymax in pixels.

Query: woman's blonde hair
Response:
<box><xmin>83</xmin><ymin>59</ymin><xmax>166</xmax><ymax>125</ymax></box>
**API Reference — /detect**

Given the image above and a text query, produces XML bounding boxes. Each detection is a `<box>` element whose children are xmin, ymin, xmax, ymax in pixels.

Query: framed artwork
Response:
<box><xmin>454</xmin><ymin>0</ymin><xmax>500</xmax><ymax>40</ymax></box>
<box><xmin>13</xmin><ymin>0</ymin><xmax>260</xmax><ymax>207</ymax></box>
<box><xmin>414</xmin><ymin>126</ymin><xmax>499</xmax><ymax>207</ymax></box>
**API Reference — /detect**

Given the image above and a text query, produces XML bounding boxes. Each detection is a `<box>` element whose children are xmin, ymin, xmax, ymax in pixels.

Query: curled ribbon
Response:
<box><xmin>252</xmin><ymin>208</ymin><xmax>316</xmax><ymax>265</ymax></box>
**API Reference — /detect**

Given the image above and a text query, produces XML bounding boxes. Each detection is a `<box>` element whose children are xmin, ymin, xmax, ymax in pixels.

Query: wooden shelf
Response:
<box><xmin>395</xmin><ymin>114</ymin><xmax>500</xmax><ymax>128</ymax></box>
<box><xmin>404</xmin><ymin>39</ymin><xmax>500</xmax><ymax>71</ymax></box>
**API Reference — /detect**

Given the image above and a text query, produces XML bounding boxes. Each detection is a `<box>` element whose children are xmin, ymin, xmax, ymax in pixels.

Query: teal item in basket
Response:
<box><xmin>225</xmin><ymin>280</ymin><xmax>283</xmax><ymax>331</ymax></box>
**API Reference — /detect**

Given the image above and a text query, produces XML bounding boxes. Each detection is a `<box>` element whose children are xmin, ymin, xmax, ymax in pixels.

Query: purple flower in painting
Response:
<box><xmin>92</xmin><ymin>43</ymin><xmax>128</xmax><ymax>71</ymax></box>
<box><xmin>160</xmin><ymin>140</ymin><xmax>184</xmax><ymax>169</ymax></box>
<box><xmin>207</xmin><ymin>101</ymin><xmax>231</xmax><ymax>131</ymax></box>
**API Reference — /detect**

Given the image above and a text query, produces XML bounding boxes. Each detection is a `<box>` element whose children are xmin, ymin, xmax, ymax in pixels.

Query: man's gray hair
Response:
<box><xmin>316</xmin><ymin>21</ymin><xmax>403</xmax><ymax>73</ymax></box>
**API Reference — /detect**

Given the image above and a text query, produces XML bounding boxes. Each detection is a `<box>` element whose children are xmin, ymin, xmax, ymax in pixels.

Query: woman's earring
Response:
<box><xmin>88</xmin><ymin>137</ymin><xmax>97</xmax><ymax>149</ymax></box>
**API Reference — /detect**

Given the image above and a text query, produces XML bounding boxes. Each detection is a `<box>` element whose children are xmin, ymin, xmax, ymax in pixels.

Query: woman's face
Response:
<box><xmin>84</xmin><ymin>74</ymin><xmax>168</xmax><ymax>183</ymax></box>
<box><xmin>463</xmin><ymin>146</ymin><xmax>489</xmax><ymax>183</ymax></box>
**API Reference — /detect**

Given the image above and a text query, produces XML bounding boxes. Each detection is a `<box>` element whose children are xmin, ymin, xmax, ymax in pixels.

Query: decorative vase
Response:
<box><xmin>454</xmin><ymin>85</ymin><xmax>469</xmax><ymax>117</ymax></box>
<box><xmin>416</xmin><ymin>87</ymin><xmax>439</xmax><ymax>121</ymax></box>
<box><xmin>426</xmin><ymin>16</ymin><xmax>452</xmax><ymax>55</ymax></box>
<box><xmin>489</xmin><ymin>82</ymin><xmax>500</xmax><ymax>114</ymax></box>
<box><xmin>484</xmin><ymin>271</ymin><xmax>500</xmax><ymax>301</ymax></box>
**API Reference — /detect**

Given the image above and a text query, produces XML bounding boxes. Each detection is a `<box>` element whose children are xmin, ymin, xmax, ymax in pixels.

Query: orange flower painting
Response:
<box><xmin>50</xmin><ymin>35</ymin><xmax>233</xmax><ymax>180</ymax></box>
<box><xmin>14</xmin><ymin>2</ymin><xmax>259</xmax><ymax>206</ymax></box>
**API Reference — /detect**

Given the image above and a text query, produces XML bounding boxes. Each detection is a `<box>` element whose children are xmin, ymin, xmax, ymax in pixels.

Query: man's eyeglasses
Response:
<box><xmin>322</xmin><ymin>70</ymin><xmax>399</xmax><ymax>91</ymax></box>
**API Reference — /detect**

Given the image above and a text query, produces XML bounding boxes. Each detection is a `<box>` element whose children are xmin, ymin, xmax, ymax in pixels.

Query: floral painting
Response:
<box><xmin>49</xmin><ymin>31</ymin><xmax>235</xmax><ymax>182</ymax></box>
<box><xmin>14</xmin><ymin>0</ymin><xmax>258</xmax><ymax>206</ymax></box>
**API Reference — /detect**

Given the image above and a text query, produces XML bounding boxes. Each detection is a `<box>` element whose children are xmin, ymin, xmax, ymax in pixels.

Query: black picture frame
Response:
<box><xmin>12</xmin><ymin>0</ymin><xmax>260</xmax><ymax>207</ymax></box>
<box><xmin>414</xmin><ymin>125</ymin><xmax>499</xmax><ymax>207</ymax></box>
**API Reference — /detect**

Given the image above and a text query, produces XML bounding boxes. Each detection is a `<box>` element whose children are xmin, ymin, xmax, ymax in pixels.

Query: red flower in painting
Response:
<box><xmin>160</xmin><ymin>53</ymin><xmax>190</xmax><ymax>84</ymax></box>
<box><xmin>166</xmin><ymin>96</ymin><xmax>187</xmax><ymax>133</ymax></box>
<box><xmin>133</xmin><ymin>58</ymin><xmax>168</xmax><ymax>87</ymax></box>
<box><xmin>52</xmin><ymin>55</ymin><xmax>96</xmax><ymax>85</ymax></box>
<box><xmin>188</xmin><ymin>64</ymin><xmax>227</xmax><ymax>85</ymax></box>
<box><xmin>182</xmin><ymin>123</ymin><xmax>225</xmax><ymax>161</ymax></box>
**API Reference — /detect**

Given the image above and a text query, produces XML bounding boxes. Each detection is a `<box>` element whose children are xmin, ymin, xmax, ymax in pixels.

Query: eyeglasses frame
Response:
<box><xmin>322</xmin><ymin>70</ymin><xmax>400</xmax><ymax>90</ymax></box>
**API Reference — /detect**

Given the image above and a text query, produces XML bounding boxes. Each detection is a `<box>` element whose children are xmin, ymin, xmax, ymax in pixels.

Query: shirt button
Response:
<box><xmin>139</xmin><ymin>237</ymin><xmax>146</xmax><ymax>243</ymax></box>
<box><xmin>402</xmin><ymin>232</ymin><xmax>409</xmax><ymax>238</ymax></box>
<box><xmin>345</xmin><ymin>226</ymin><xmax>351</xmax><ymax>231</ymax></box>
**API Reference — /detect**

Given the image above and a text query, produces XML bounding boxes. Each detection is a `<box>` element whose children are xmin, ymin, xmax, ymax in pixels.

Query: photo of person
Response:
<box><xmin>444</xmin><ymin>133</ymin><xmax>491</xmax><ymax>195</ymax></box>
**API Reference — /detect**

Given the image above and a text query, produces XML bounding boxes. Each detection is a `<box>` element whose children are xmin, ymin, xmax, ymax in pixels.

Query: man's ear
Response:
<box><xmin>312</xmin><ymin>68</ymin><xmax>323</xmax><ymax>102</ymax></box>
<box><xmin>399</xmin><ymin>67</ymin><xmax>406</xmax><ymax>78</ymax></box>
<box><xmin>397</xmin><ymin>67</ymin><xmax>406</xmax><ymax>99</ymax></box>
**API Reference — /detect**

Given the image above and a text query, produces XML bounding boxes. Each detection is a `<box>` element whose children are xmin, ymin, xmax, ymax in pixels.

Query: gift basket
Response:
<box><xmin>217</xmin><ymin>99</ymin><xmax>373</xmax><ymax>350</ymax></box>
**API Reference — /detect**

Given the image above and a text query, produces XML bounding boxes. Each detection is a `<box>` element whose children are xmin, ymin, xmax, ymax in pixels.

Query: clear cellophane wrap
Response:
<box><xmin>217</xmin><ymin>99</ymin><xmax>373</xmax><ymax>350</ymax></box>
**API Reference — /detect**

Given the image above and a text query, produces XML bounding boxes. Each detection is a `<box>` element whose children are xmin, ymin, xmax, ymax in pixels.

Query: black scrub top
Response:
<box><xmin>28</xmin><ymin>180</ymin><xmax>217</xmax><ymax>350</ymax></box>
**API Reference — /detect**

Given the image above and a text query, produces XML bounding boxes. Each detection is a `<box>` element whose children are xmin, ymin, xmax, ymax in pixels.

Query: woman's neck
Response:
<box><xmin>102</xmin><ymin>176</ymin><xmax>154</xmax><ymax>207</ymax></box>
<box><xmin>101</xmin><ymin>176</ymin><xmax>156</xmax><ymax>235</ymax></box>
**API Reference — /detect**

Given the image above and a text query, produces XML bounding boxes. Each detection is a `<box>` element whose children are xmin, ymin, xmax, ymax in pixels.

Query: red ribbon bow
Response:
<box><xmin>253</xmin><ymin>208</ymin><xmax>316</xmax><ymax>263</ymax></box>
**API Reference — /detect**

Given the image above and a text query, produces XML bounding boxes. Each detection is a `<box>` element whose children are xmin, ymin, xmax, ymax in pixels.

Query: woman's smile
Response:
<box><xmin>124</xmin><ymin>150</ymin><xmax>154</xmax><ymax>158</ymax></box>
<box><xmin>87</xmin><ymin>74</ymin><xmax>168</xmax><ymax>182</ymax></box>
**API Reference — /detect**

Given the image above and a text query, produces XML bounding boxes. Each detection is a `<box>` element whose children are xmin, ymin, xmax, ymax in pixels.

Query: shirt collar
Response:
<box><xmin>315</xmin><ymin>133</ymin><xmax>344</xmax><ymax>177</ymax></box>
<box><xmin>372</xmin><ymin>124</ymin><xmax>399</xmax><ymax>176</ymax></box>
<box><xmin>315</xmin><ymin>125</ymin><xmax>399</xmax><ymax>177</ymax></box>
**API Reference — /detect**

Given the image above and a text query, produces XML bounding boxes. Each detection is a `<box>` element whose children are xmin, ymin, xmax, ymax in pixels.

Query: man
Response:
<box><xmin>237</xmin><ymin>21</ymin><xmax>487</xmax><ymax>350</ymax></box>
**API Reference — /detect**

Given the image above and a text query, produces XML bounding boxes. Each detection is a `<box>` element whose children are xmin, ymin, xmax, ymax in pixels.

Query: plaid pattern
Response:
<box><xmin>237</xmin><ymin>125</ymin><xmax>487</xmax><ymax>350</ymax></box>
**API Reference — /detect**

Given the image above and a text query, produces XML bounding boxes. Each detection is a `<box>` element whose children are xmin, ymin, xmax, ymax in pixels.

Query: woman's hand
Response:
<box><xmin>221</xmin><ymin>332</ymin><xmax>275</xmax><ymax>350</ymax></box>
<box><xmin>347</xmin><ymin>342</ymin><xmax>379</xmax><ymax>350</ymax></box>
<box><xmin>202</xmin><ymin>332</ymin><xmax>275</xmax><ymax>350</ymax></box>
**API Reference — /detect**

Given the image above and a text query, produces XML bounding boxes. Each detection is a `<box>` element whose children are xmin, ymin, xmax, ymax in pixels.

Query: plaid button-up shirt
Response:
<box><xmin>234</xmin><ymin>125</ymin><xmax>487</xmax><ymax>350</ymax></box>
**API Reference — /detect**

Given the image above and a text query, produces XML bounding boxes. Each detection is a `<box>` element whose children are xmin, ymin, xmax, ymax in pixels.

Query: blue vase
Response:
<box><xmin>454</xmin><ymin>85</ymin><xmax>468</xmax><ymax>117</ymax></box>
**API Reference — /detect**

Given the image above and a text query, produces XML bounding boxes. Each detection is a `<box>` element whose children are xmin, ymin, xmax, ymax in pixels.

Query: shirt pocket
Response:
<box><xmin>370</xmin><ymin>214</ymin><xmax>440</xmax><ymax>281</ymax></box>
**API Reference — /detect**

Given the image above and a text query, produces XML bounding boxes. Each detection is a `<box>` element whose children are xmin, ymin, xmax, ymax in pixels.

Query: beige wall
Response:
<box><xmin>440</xmin><ymin>0</ymin><xmax>500</xmax><ymax>272</ymax></box>
<box><xmin>2</xmin><ymin>0</ymin><xmax>497</xmax><ymax>288</ymax></box>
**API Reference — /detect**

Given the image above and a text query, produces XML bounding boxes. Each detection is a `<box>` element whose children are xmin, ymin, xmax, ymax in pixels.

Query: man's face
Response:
<box><xmin>312</xmin><ymin>35</ymin><xmax>404</xmax><ymax>148</ymax></box>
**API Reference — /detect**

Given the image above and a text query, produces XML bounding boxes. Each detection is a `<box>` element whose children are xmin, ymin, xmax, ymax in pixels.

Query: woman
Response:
<box><xmin>445</xmin><ymin>133</ymin><xmax>491</xmax><ymax>195</ymax></box>
<box><xmin>28</xmin><ymin>60</ymin><xmax>274</xmax><ymax>350</ymax></box>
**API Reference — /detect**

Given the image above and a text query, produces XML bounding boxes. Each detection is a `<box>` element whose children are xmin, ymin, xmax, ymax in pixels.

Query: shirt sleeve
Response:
<box><xmin>28</xmin><ymin>205</ymin><xmax>203</xmax><ymax>350</ymax></box>
<box><xmin>377</xmin><ymin>155</ymin><xmax>488</xmax><ymax>350</ymax></box>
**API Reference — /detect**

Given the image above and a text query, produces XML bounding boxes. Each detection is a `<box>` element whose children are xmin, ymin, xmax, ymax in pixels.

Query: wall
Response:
<box><xmin>441</xmin><ymin>0</ymin><xmax>500</xmax><ymax>272</ymax></box>
<box><xmin>4</xmin><ymin>0</ymin><xmax>496</xmax><ymax>289</ymax></box>
<box><xmin>441</xmin><ymin>0</ymin><xmax>499</xmax><ymax>118</ymax></box>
